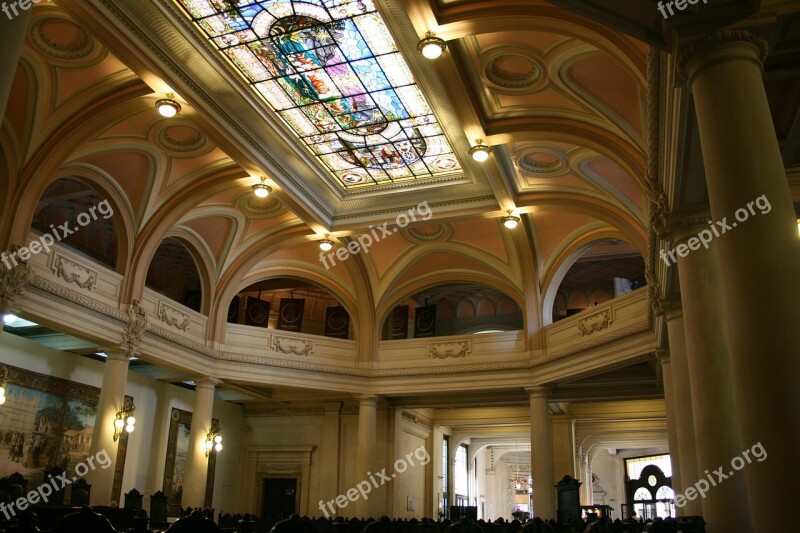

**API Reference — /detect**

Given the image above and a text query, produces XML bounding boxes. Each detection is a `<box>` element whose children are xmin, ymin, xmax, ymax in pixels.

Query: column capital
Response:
<box><xmin>677</xmin><ymin>29</ymin><xmax>768</xmax><ymax>86</ymax></box>
<box><xmin>656</xmin><ymin>349</ymin><xmax>670</xmax><ymax>366</ymax></box>
<box><xmin>665</xmin><ymin>210</ymin><xmax>713</xmax><ymax>242</ymax></box>
<box><xmin>194</xmin><ymin>377</ymin><xmax>222</xmax><ymax>390</ymax></box>
<box><xmin>661</xmin><ymin>296</ymin><xmax>683</xmax><ymax>320</ymax></box>
<box><xmin>104</xmin><ymin>349</ymin><xmax>133</xmax><ymax>363</ymax></box>
<box><xmin>354</xmin><ymin>394</ymin><xmax>380</xmax><ymax>405</ymax></box>
<box><xmin>526</xmin><ymin>386</ymin><xmax>551</xmax><ymax>399</ymax></box>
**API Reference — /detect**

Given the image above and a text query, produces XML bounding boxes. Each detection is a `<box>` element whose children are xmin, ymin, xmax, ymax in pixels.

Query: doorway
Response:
<box><xmin>262</xmin><ymin>478</ymin><xmax>298</xmax><ymax>519</ymax></box>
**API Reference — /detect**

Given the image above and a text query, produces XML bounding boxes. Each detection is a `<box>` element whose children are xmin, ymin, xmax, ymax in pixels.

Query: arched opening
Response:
<box><xmin>31</xmin><ymin>178</ymin><xmax>118</xmax><ymax>269</ymax></box>
<box><xmin>227</xmin><ymin>278</ymin><xmax>353</xmax><ymax>339</ymax></box>
<box><xmin>146</xmin><ymin>238</ymin><xmax>203</xmax><ymax>313</ymax></box>
<box><xmin>552</xmin><ymin>240</ymin><xmax>645</xmax><ymax>322</ymax></box>
<box><xmin>381</xmin><ymin>283</ymin><xmax>523</xmax><ymax>339</ymax></box>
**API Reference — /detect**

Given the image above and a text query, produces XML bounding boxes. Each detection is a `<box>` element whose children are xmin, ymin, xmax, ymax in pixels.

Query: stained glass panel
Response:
<box><xmin>175</xmin><ymin>0</ymin><xmax>461</xmax><ymax>188</ymax></box>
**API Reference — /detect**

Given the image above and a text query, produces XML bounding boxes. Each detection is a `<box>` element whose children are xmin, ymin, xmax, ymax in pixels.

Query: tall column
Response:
<box><xmin>181</xmin><ymin>377</ymin><xmax>220</xmax><ymax>508</ymax></box>
<box><xmin>446</xmin><ymin>438</ymin><xmax>456</xmax><ymax>515</ymax></box>
<box><xmin>679</xmin><ymin>30</ymin><xmax>800</xmax><ymax>529</ymax></box>
<box><xmin>354</xmin><ymin>395</ymin><xmax>377</xmax><ymax>517</ymax></box>
<box><xmin>87</xmin><ymin>350</ymin><xmax>131</xmax><ymax>505</ymax></box>
<box><xmin>662</xmin><ymin>302</ymin><xmax>702</xmax><ymax>517</ymax></box>
<box><xmin>671</xmin><ymin>216</ymin><xmax>751</xmax><ymax>530</ymax></box>
<box><xmin>317</xmin><ymin>402</ymin><xmax>341</xmax><ymax>515</ymax></box>
<box><xmin>0</xmin><ymin>6</ymin><xmax>31</xmax><ymax>117</ymax></box>
<box><xmin>656</xmin><ymin>350</ymin><xmax>682</xmax><ymax>497</ymax></box>
<box><xmin>528</xmin><ymin>387</ymin><xmax>554</xmax><ymax>520</ymax></box>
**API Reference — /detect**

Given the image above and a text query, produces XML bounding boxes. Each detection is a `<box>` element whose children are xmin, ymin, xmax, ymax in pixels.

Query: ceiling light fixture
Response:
<box><xmin>502</xmin><ymin>210</ymin><xmax>520</xmax><ymax>229</ymax></box>
<box><xmin>252</xmin><ymin>178</ymin><xmax>272</xmax><ymax>198</ymax></box>
<box><xmin>156</xmin><ymin>93</ymin><xmax>181</xmax><ymax>118</ymax></box>
<box><xmin>469</xmin><ymin>139</ymin><xmax>492</xmax><ymax>162</ymax></box>
<box><xmin>418</xmin><ymin>31</ymin><xmax>446</xmax><ymax>60</ymax></box>
<box><xmin>318</xmin><ymin>237</ymin><xmax>334</xmax><ymax>252</ymax></box>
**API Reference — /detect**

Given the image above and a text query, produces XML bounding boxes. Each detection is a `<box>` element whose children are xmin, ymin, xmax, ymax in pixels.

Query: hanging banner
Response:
<box><xmin>414</xmin><ymin>304</ymin><xmax>437</xmax><ymax>338</ymax></box>
<box><xmin>390</xmin><ymin>305</ymin><xmax>409</xmax><ymax>339</ymax></box>
<box><xmin>227</xmin><ymin>296</ymin><xmax>241</xmax><ymax>324</ymax></box>
<box><xmin>277</xmin><ymin>298</ymin><xmax>305</xmax><ymax>332</ymax></box>
<box><xmin>245</xmin><ymin>296</ymin><xmax>270</xmax><ymax>328</ymax></box>
<box><xmin>324</xmin><ymin>306</ymin><xmax>350</xmax><ymax>339</ymax></box>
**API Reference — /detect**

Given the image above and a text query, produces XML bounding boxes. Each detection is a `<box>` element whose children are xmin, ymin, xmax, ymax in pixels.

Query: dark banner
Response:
<box><xmin>227</xmin><ymin>296</ymin><xmax>241</xmax><ymax>324</ymax></box>
<box><xmin>414</xmin><ymin>304</ymin><xmax>436</xmax><ymax>338</ymax></box>
<box><xmin>390</xmin><ymin>305</ymin><xmax>409</xmax><ymax>339</ymax></box>
<box><xmin>324</xmin><ymin>306</ymin><xmax>350</xmax><ymax>339</ymax></box>
<box><xmin>245</xmin><ymin>296</ymin><xmax>270</xmax><ymax>328</ymax></box>
<box><xmin>277</xmin><ymin>298</ymin><xmax>305</xmax><ymax>332</ymax></box>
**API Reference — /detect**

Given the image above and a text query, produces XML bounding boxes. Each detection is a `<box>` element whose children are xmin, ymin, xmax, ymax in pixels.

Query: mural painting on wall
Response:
<box><xmin>0</xmin><ymin>364</ymin><xmax>129</xmax><ymax>503</ymax></box>
<box><xmin>163</xmin><ymin>408</ymin><xmax>218</xmax><ymax>515</ymax></box>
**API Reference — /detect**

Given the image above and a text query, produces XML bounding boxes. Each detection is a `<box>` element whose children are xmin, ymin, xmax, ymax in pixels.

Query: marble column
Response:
<box><xmin>680</xmin><ymin>30</ymin><xmax>800</xmax><ymax>529</ymax></box>
<box><xmin>0</xmin><ymin>5</ymin><xmax>31</xmax><ymax>117</ymax></box>
<box><xmin>671</xmin><ymin>215</ymin><xmax>750</xmax><ymax>530</ymax></box>
<box><xmin>656</xmin><ymin>350</ymin><xmax>682</xmax><ymax>497</ymax></box>
<box><xmin>354</xmin><ymin>395</ymin><xmax>377</xmax><ymax>517</ymax></box>
<box><xmin>662</xmin><ymin>302</ymin><xmax>702</xmax><ymax>517</ymax></box>
<box><xmin>86</xmin><ymin>349</ymin><xmax>131</xmax><ymax>505</ymax></box>
<box><xmin>528</xmin><ymin>387</ymin><xmax>554</xmax><ymax>520</ymax></box>
<box><xmin>181</xmin><ymin>378</ymin><xmax>220</xmax><ymax>508</ymax></box>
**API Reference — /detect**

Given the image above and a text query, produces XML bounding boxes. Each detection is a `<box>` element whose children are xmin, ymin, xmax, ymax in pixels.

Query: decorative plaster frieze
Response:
<box><xmin>428</xmin><ymin>340</ymin><xmax>470</xmax><ymax>359</ymax></box>
<box><xmin>273</xmin><ymin>335</ymin><xmax>313</xmax><ymax>357</ymax></box>
<box><xmin>158</xmin><ymin>302</ymin><xmax>190</xmax><ymax>331</ymax></box>
<box><xmin>0</xmin><ymin>247</ymin><xmax>30</xmax><ymax>313</ymax></box>
<box><xmin>245</xmin><ymin>406</ymin><xmax>325</xmax><ymax>417</ymax></box>
<box><xmin>52</xmin><ymin>255</ymin><xmax>97</xmax><ymax>291</ymax></box>
<box><xmin>401</xmin><ymin>410</ymin><xmax>433</xmax><ymax>430</ymax></box>
<box><xmin>28</xmin><ymin>276</ymin><xmax>125</xmax><ymax>321</ymax></box>
<box><xmin>122</xmin><ymin>299</ymin><xmax>148</xmax><ymax>356</ymax></box>
<box><xmin>578</xmin><ymin>309</ymin><xmax>613</xmax><ymax>336</ymax></box>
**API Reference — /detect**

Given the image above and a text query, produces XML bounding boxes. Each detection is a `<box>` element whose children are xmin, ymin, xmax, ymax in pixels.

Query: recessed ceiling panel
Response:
<box><xmin>175</xmin><ymin>0</ymin><xmax>462</xmax><ymax>189</ymax></box>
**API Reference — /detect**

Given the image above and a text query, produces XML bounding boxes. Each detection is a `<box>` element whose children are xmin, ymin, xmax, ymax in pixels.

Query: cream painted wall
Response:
<box><xmin>244</xmin><ymin>408</ymin><xmax>391</xmax><ymax>518</ymax></box>
<box><xmin>588</xmin><ymin>450</ymin><xmax>625</xmax><ymax>520</ymax></box>
<box><xmin>0</xmin><ymin>332</ymin><xmax>244</xmax><ymax>513</ymax></box>
<box><xmin>390</xmin><ymin>422</ymin><xmax>428</xmax><ymax>518</ymax></box>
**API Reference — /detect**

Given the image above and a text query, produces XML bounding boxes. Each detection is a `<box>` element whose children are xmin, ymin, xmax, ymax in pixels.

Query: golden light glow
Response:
<box><xmin>418</xmin><ymin>31</ymin><xmax>446</xmax><ymax>59</ymax></box>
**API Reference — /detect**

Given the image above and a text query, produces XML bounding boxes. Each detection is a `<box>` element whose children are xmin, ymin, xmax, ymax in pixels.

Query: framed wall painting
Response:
<box><xmin>0</xmin><ymin>363</ymin><xmax>130</xmax><ymax>503</ymax></box>
<box><xmin>162</xmin><ymin>408</ymin><xmax>218</xmax><ymax>515</ymax></box>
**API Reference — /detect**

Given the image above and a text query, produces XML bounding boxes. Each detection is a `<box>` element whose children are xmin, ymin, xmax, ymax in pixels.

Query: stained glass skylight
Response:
<box><xmin>175</xmin><ymin>0</ymin><xmax>462</xmax><ymax>189</ymax></box>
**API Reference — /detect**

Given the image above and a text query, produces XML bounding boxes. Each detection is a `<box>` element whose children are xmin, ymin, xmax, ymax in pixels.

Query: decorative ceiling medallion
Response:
<box><xmin>401</xmin><ymin>223</ymin><xmax>452</xmax><ymax>243</ymax></box>
<box><xmin>481</xmin><ymin>50</ymin><xmax>545</xmax><ymax>94</ymax></box>
<box><xmin>515</xmin><ymin>147</ymin><xmax>569</xmax><ymax>177</ymax></box>
<box><xmin>30</xmin><ymin>17</ymin><xmax>97</xmax><ymax>61</ymax></box>
<box><xmin>237</xmin><ymin>192</ymin><xmax>286</xmax><ymax>218</ymax></box>
<box><xmin>175</xmin><ymin>0</ymin><xmax>462</xmax><ymax>189</ymax></box>
<box><xmin>157</xmin><ymin>124</ymin><xmax>209</xmax><ymax>155</ymax></box>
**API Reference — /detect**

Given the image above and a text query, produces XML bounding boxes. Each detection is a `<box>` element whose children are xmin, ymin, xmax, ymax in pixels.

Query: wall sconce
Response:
<box><xmin>501</xmin><ymin>210</ymin><xmax>520</xmax><ymax>229</ymax></box>
<box><xmin>156</xmin><ymin>93</ymin><xmax>181</xmax><ymax>118</ymax></box>
<box><xmin>0</xmin><ymin>382</ymin><xmax>6</xmax><ymax>406</ymax></box>
<box><xmin>252</xmin><ymin>178</ymin><xmax>272</xmax><ymax>198</ymax></box>
<box><xmin>318</xmin><ymin>236</ymin><xmax>334</xmax><ymax>252</ymax></box>
<box><xmin>417</xmin><ymin>31</ymin><xmax>446</xmax><ymax>60</ymax></box>
<box><xmin>113</xmin><ymin>401</ymin><xmax>136</xmax><ymax>441</ymax></box>
<box><xmin>469</xmin><ymin>139</ymin><xmax>492</xmax><ymax>162</ymax></box>
<box><xmin>205</xmin><ymin>427</ymin><xmax>223</xmax><ymax>457</ymax></box>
